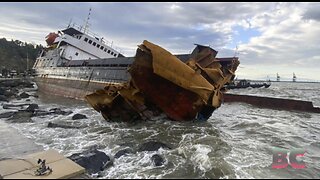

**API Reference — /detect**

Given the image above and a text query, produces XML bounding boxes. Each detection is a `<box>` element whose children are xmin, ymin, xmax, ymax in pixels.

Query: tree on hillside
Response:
<box><xmin>0</xmin><ymin>38</ymin><xmax>43</xmax><ymax>74</ymax></box>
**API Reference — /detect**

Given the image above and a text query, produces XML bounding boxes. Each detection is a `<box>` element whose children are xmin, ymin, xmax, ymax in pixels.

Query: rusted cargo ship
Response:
<box><xmin>33</xmin><ymin>21</ymin><xmax>240</xmax><ymax>122</ymax></box>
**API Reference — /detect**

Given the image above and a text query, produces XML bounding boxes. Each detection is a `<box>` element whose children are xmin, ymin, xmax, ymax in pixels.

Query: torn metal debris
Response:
<box><xmin>85</xmin><ymin>40</ymin><xmax>240</xmax><ymax>122</ymax></box>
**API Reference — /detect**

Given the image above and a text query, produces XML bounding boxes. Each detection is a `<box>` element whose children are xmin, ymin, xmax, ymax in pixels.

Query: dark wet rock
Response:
<box><xmin>22</xmin><ymin>81</ymin><xmax>34</xmax><ymax>88</ymax></box>
<box><xmin>114</xmin><ymin>148</ymin><xmax>134</xmax><ymax>159</ymax></box>
<box><xmin>138</xmin><ymin>141</ymin><xmax>171</xmax><ymax>152</ymax></box>
<box><xmin>0</xmin><ymin>88</ymin><xmax>6</xmax><ymax>95</ymax></box>
<box><xmin>0</xmin><ymin>95</ymin><xmax>9</xmax><ymax>102</ymax></box>
<box><xmin>72</xmin><ymin>113</ymin><xmax>87</xmax><ymax>120</ymax></box>
<box><xmin>3</xmin><ymin>103</ymin><xmax>30</xmax><ymax>110</ymax></box>
<box><xmin>26</xmin><ymin>104</ymin><xmax>39</xmax><ymax>112</ymax></box>
<box><xmin>49</xmin><ymin>108</ymin><xmax>73</xmax><ymax>115</ymax></box>
<box><xmin>47</xmin><ymin>122</ymin><xmax>81</xmax><ymax>129</ymax></box>
<box><xmin>33</xmin><ymin>110</ymin><xmax>52</xmax><ymax>117</ymax></box>
<box><xmin>10</xmin><ymin>88</ymin><xmax>19</xmax><ymax>94</ymax></box>
<box><xmin>3</xmin><ymin>90</ymin><xmax>15</xmax><ymax>98</ymax></box>
<box><xmin>7</xmin><ymin>111</ymin><xmax>33</xmax><ymax>123</ymax></box>
<box><xmin>0</xmin><ymin>80</ymin><xmax>19</xmax><ymax>88</ymax></box>
<box><xmin>32</xmin><ymin>108</ymin><xmax>73</xmax><ymax>117</ymax></box>
<box><xmin>68</xmin><ymin>149</ymin><xmax>112</xmax><ymax>174</ymax></box>
<box><xmin>19</xmin><ymin>92</ymin><xmax>30</xmax><ymax>99</ymax></box>
<box><xmin>26</xmin><ymin>99</ymin><xmax>31</xmax><ymax>102</ymax></box>
<box><xmin>33</xmin><ymin>94</ymin><xmax>39</xmax><ymax>98</ymax></box>
<box><xmin>151</xmin><ymin>154</ymin><xmax>165</xmax><ymax>166</ymax></box>
<box><xmin>0</xmin><ymin>79</ymin><xmax>34</xmax><ymax>88</ymax></box>
<box><xmin>0</xmin><ymin>88</ymin><xmax>15</xmax><ymax>98</ymax></box>
<box><xmin>0</xmin><ymin>111</ymin><xmax>17</xmax><ymax>119</ymax></box>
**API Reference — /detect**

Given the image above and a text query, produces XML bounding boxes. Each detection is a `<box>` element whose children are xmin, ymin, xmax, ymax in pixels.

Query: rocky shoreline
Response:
<box><xmin>0</xmin><ymin>78</ymin><xmax>170</xmax><ymax>178</ymax></box>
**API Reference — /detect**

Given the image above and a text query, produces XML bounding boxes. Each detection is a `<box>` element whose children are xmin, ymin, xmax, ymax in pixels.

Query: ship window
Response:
<box><xmin>104</xmin><ymin>49</ymin><xmax>107</xmax><ymax>52</ymax></box>
<box><xmin>111</xmin><ymin>51</ymin><xmax>114</xmax><ymax>55</ymax></box>
<box><xmin>93</xmin><ymin>42</ymin><xmax>96</xmax><ymax>46</ymax></box>
<box><xmin>114</xmin><ymin>54</ymin><xmax>117</xmax><ymax>57</ymax></box>
<box><xmin>97</xmin><ymin>44</ymin><xmax>100</xmax><ymax>48</ymax></box>
<box><xmin>100</xmin><ymin>46</ymin><xmax>104</xmax><ymax>50</ymax></box>
<box><xmin>88</xmin><ymin>40</ymin><xmax>92</xmax><ymax>44</ymax></box>
<box><xmin>78</xmin><ymin>36</ymin><xmax>82</xmax><ymax>39</ymax></box>
<box><xmin>107</xmin><ymin>50</ymin><xmax>111</xmax><ymax>53</ymax></box>
<box><xmin>84</xmin><ymin>38</ymin><xmax>88</xmax><ymax>42</ymax></box>
<box><xmin>75</xmin><ymin>52</ymin><xmax>79</xmax><ymax>56</ymax></box>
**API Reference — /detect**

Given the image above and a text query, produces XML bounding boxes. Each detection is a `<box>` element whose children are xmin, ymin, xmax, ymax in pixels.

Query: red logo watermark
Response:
<box><xmin>272</xmin><ymin>147</ymin><xmax>306</xmax><ymax>169</ymax></box>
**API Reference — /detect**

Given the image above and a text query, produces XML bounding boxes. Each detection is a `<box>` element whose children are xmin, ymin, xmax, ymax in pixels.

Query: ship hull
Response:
<box><xmin>34</xmin><ymin>77</ymin><xmax>107</xmax><ymax>100</ymax></box>
<box><xmin>33</xmin><ymin>65</ymin><xmax>130</xmax><ymax>100</ymax></box>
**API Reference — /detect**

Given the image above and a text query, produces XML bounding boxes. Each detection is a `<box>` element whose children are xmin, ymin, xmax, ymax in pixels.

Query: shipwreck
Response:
<box><xmin>85</xmin><ymin>40</ymin><xmax>240</xmax><ymax>122</ymax></box>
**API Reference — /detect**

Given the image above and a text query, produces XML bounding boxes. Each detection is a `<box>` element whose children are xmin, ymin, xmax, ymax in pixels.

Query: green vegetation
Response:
<box><xmin>0</xmin><ymin>38</ymin><xmax>43</xmax><ymax>75</ymax></box>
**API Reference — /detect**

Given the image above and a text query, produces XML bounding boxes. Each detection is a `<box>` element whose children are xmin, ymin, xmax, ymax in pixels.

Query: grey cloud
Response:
<box><xmin>302</xmin><ymin>4</ymin><xmax>320</xmax><ymax>21</ymax></box>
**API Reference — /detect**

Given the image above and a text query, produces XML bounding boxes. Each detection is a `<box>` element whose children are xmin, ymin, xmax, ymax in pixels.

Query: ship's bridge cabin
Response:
<box><xmin>33</xmin><ymin>25</ymin><xmax>125</xmax><ymax>68</ymax></box>
<box><xmin>53</xmin><ymin>27</ymin><xmax>124</xmax><ymax>61</ymax></box>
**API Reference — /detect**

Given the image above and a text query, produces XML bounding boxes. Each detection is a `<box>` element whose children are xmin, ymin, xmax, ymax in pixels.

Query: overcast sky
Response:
<box><xmin>1</xmin><ymin>2</ymin><xmax>320</xmax><ymax>81</ymax></box>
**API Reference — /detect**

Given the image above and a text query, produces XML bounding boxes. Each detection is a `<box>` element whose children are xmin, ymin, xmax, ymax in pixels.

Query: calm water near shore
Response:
<box><xmin>1</xmin><ymin>81</ymin><xmax>319</xmax><ymax>178</ymax></box>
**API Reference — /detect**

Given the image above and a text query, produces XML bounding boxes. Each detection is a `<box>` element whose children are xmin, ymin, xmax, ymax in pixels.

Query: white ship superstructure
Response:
<box><xmin>33</xmin><ymin>24</ymin><xmax>123</xmax><ymax>69</ymax></box>
<box><xmin>33</xmin><ymin>8</ymin><xmax>123</xmax><ymax>69</ymax></box>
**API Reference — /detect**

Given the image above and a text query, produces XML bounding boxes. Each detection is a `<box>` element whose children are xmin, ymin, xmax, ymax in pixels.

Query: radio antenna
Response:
<box><xmin>83</xmin><ymin>8</ymin><xmax>92</xmax><ymax>34</ymax></box>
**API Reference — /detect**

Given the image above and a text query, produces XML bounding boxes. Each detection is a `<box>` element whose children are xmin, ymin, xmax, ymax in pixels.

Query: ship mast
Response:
<box><xmin>233</xmin><ymin>45</ymin><xmax>239</xmax><ymax>58</ymax></box>
<box><xmin>276</xmin><ymin>73</ymin><xmax>280</xmax><ymax>82</ymax></box>
<box><xmin>293</xmin><ymin>72</ymin><xmax>296</xmax><ymax>82</ymax></box>
<box><xmin>83</xmin><ymin>8</ymin><xmax>92</xmax><ymax>34</ymax></box>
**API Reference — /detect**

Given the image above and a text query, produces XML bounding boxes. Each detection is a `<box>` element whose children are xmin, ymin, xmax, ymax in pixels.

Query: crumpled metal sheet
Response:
<box><xmin>143</xmin><ymin>40</ymin><xmax>215</xmax><ymax>105</ymax></box>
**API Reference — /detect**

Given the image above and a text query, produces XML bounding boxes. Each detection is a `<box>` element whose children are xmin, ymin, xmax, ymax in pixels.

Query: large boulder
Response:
<box><xmin>72</xmin><ymin>114</ymin><xmax>87</xmax><ymax>120</ymax></box>
<box><xmin>138</xmin><ymin>141</ymin><xmax>171</xmax><ymax>152</ymax></box>
<box><xmin>68</xmin><ymin>149</ymin><xmax>112</xmax><ymax>174</ymax></box>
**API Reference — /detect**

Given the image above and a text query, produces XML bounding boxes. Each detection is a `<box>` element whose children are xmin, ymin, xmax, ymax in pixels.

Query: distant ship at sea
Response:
<box><xmin>225</xmin><ymin>79</ymin><xmax>271</xmax><ymax>89</ymax></box>
<box><xmin>293</xmin><ymin>72</ymin><xmax>297</xmax><ymax>82</ymax></box>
